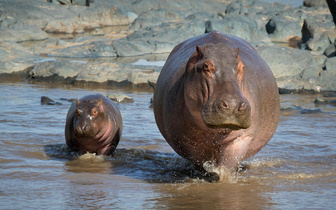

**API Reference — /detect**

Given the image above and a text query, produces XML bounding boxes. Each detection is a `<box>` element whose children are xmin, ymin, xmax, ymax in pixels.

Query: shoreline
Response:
<box><xmin>0</xmin><ymin>0</ymin><xmax>335</xmax><ymax>92</ymax></box>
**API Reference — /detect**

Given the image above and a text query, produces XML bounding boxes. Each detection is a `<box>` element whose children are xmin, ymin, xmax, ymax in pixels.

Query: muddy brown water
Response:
<box><xmin>0</xmin><ymin>82</ymin><xmax>335</xmax><ymax>209</ymax></box>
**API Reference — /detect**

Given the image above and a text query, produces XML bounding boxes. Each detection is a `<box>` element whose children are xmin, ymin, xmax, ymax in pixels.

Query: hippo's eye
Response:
<box><xmin>203</xmin><ymin>63</ymin><xmax>209</xmax><ymax>71</ymax></box>
<box><xmin>202</xmin><ymin>60</ymin><xmax>215</xmax><ymax>76</ymax></box>
<box><xmin>91</xmin><ymin>108</ymin><xmax>99</xmax><ymax>117</ymax></box>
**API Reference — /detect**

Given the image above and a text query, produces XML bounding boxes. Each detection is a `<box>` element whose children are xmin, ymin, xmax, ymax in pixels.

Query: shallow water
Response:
<box><xmin>0</xmin><ymin>82</ymin><xmax>335</xmax><ymax>209</ymax></box>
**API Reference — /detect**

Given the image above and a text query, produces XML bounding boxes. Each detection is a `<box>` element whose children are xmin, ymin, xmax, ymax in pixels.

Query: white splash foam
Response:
<box><xmin>203</xmin><ymin>161</ymin><xmax>238</xmax><ymax>183</ymax></box>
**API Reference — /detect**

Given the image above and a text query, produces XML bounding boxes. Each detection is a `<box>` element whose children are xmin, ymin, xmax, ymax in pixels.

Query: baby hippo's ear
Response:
<box><xmin>185</xmin><ymin>45</ymin><xmax>204</xmax><ymax>78</ymax></box>
<box><xmin>97</xmin><ymin>97</ymin><xmax>104</xmax><ymax>111</ymax></box>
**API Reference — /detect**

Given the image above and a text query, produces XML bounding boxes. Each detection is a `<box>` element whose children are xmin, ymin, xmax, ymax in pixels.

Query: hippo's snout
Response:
<box><xmin>74</xmin><ymin>120</ymin><xmax>92</xmax><ymax>137</ymax></box>
<box><xmin>202</xmin><ymin>94</ymin><xmax>251</xmax><ymax>130</ymax></box>
<box><xmin>220</xmin><ymin>98</ymin><xmax>249</xmax><ymax>114</ymax></box>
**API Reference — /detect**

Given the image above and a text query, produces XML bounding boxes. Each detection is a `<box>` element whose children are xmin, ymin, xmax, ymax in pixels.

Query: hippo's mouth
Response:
<box><xmin>202</xmin><ymin>112</ymin><xmax>251</xmax><ymax>130</ymax></box>
<box><xmin>204</xmin><ymin>122</ymin><xmax>249</xmax><ymax>130</ymax></box>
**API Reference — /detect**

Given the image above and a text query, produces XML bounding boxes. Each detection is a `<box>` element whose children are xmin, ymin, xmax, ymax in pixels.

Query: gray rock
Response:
<box><xmin>106</xmin><ymin>92</ymin><xmax>134</xmax><ymax>103</ymax></box>
<box><xmin>325</xmin><ymin>56</ymin><xmax>336</xmax><ymax>71</ymax></box>
<box><xmin>129</xmin><ymin>8</ymin><xmax>184</xmax><ymax>32</ymax></box>
<box><xmin>0</xmin><ymin>26</ymin><xmax>48</xmax><ymax>42</ymax></box>
<box><xmin>0</xmin><ymin>41</ymin><xmax>41</xmax><ymax>74</ymax></box>
<box><xmin>225</xmin><ymin>0</ymin><xmax>249</xmax><ymax>15</ymax></box>
<box><xmin>300</xmin><ymin>66</ymin><xmax>324</xmax><ymax>79</ymax></box>
<box><xmin>44</xmin><ymin>40</ymin><xmax>116</xmax><ymax>57</ymax></box>
<box><xmin>307</xmin><ymin>31</ymin><xmax>335</xmax><ymax>55</ymax></box>
<box><xmin>313</xmin><ymin>96</ymin><xmax>336</xmax><ymax>106</ymax></box>
<box><xmin>29</xmin><ymin>60</ymin><xmax>83</xmax><ymax>79</ymax></box>
<box><xmin>300</xmin><ymin>108</ymin><xmax>323</xmax><ymax>114</ymax></box>
<box><xmin>265</xmin><ymin>15</ymin><xmax>302</xmax><ymax>42</ymax></box>
<box><xmin>29</xmin><ymin>60</ymin><xmax>161</xmax><ymax>88</ymax></box>
<box><xmin>257</xmin><ymin>45</ymin><xmax>326</xmax><ymax>78</ymax></box>
<box><xmin>300</xmin><ymin>18</ymin><xmax>336</xmax><ymax>54</ymax></box>
<box><xmin>41</xmin><ymin>96</ymin><xmax>62</xmax><ymax>105</ymax></box>
<box><xmin>256</xmin><ymin>45</ymin><xmax>336</xmax><ymax>92</ymax></box>
<box><xmin>43</xmin><ymin>19</ymin><xmax>99</xmax><ymax>34</ymax></box>
<box><xmin>314</xmin><ymin>96</ymin><xmax>327</xmax><ymax>104</ymax></box>
<box><xmin>324</xmin><ymin>41</ymin><xmax>336</xmax><ymax>57</ymax></box>
<box><xmin>211</xmin><ymin>15</ymin><xmax>271</xmax><ymax>43</ymax></box>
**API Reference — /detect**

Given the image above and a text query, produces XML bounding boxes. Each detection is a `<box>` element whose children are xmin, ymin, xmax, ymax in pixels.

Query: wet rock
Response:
<box><xmin>314</xmin><ymin>96</ymin><xmax>336</xmax><ymax>106</ymax></box>
<box><xmin>314</xmin><ymin>96</ymin><xmax>328</xmax><ymax>104</ymax></box>
<box><xmin>41</xmin><ymin>96</ymin><xmax>62</xmax><ymax>105</ymax></box>
<box><xmin>300</xmin><ymin>108</ymin><xmax>323</xmax><ymax>114</ymax></box>
<box><xmin>60</xmin><ymin>98</ymin><xmax>76</xmax><ymax>102</ymax></box>
<box><xmin>280</xmin><ymin>103</ymin><xmax>301</xmax><ymax>111</ymax></box>
<box><xmin>29</xmin><ymin>60</ymin><xmax>161</xmax><ymax>88</ymax></box>
<box><xmin>106</xmin><ymin>92</ymin><xmax>134</xmax><ymax>103</ymax></box>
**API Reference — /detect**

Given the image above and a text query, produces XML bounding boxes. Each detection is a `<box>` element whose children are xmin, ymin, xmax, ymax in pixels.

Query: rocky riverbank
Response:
<box><xmin>0</xmin><ymin>0</ymin><xmax>335</xmax><ymax>92</ymax></box>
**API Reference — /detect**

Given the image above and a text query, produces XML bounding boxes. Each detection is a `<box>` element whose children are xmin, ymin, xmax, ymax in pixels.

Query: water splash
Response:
<box><xmin>202</xmin><ymin>161</ymin><xmax>238</xmax><ymax>183</ymax></box>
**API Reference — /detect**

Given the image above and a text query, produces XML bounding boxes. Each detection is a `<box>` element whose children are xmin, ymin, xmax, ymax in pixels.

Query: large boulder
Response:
<box><xmin>257</xmin><ymin>45</ymin><xmax>326</xmax><ymax>78</ymax></box>
<box><xmin>300</xmin><ymin>18</ymin><xmax>336</xmax><ymax>55</ymax></box>
<box><xmin>0</xmin><ymin>41</ymin><xmax>41</xmax><ymax>74</ymax></box>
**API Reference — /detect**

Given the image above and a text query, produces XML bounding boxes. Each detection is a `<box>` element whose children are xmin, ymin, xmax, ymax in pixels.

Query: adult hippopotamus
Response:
<box><xmin>65</xmin><ymin>94</ymin><xmax>122</xmax><ymax>155</ymax></box>
<box><xmin>154</xmin><ymin>31</ymin><xmax>280</xmax><ymax>176</ymax></box>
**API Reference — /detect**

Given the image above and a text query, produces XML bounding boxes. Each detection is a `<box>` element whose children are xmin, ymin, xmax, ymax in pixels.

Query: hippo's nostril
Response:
<box><xmin>238</xmin><ymin>102</ymin><xmax>247</xmax><ymax>111</ymax></box>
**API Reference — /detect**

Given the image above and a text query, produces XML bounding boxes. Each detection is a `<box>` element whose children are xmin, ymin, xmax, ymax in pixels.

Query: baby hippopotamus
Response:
<box><xmin>154</xmin><ymin>31</ymin><xmax>280</xmax><ymax>176</ymax></box>
<box><xmin>65</xmin><ymin>94</ymin><xmax>122</xmax><ymax>155</ymax></box>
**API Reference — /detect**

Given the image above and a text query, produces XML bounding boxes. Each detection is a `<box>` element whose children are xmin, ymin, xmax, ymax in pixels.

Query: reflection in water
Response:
<box><xmin>1</xmin><ymin>83</ymin><xmax>336</xmax><ymax>209</ymax></box>
<box><xmin>151</xmin><ymin>182</ymin><xmax>275</xmax><ymax>209</ymax></box>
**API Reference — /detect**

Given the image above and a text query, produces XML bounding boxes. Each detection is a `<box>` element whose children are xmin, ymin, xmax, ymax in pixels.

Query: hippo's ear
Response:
<box><xmin>235</xmin><ymin>48</ymin><xmax>245</xmax><ymax>83</ymax></box>
<box><xmin>76</xmin><ymin>99</ymin><xmax>80</xmax><ymax>106</ymax></box>
<box><xmin>186</xmin><ymin>45</ymin><xmax>204</xmax><ymax>77</ymax></box>
<box><xmin>196</xmin><ymin>45</ymin><xmax>204</xmax><ymax>59</ymax></box>
<box><xmin>97</xmin><ymin>97</ymin><xmax>104</xmax><ymax>111</ymax></box>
